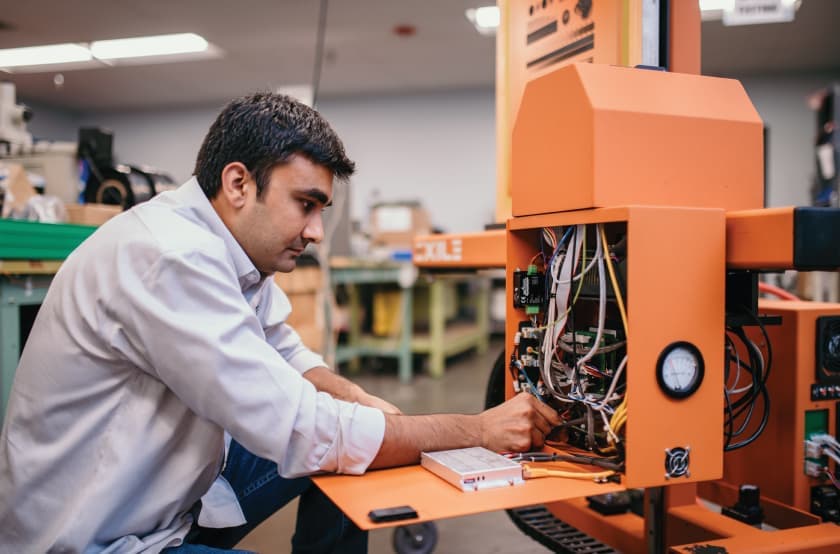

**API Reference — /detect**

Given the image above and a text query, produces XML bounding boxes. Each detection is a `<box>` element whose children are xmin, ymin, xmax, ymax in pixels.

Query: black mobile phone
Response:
<box><xmin>367</xmin><ymin>505</ymin><xmax>419</xmax><ymax>523</ymax></box>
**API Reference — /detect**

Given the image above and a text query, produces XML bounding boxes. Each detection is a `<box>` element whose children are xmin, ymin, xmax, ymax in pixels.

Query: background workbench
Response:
<box><xmin>0</xmin><ymin>261</ymin><xmax>61</xmax><ymax>423</ymax></box>
<box><xmin>330</xmin><ymin>259</ymin><xmax>489</xmax><ymax>383</ymax></box>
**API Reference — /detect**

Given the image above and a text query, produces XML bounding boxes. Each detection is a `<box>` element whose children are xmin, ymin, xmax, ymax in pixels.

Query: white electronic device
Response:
<box><xmin>420</xmin><ymin>447</ymin><xmax>524</xmax><ymax>492</ymax></box>
<box><xmin>0</xmin><ymin>83</ymin><xmax>33</xmax><ymax>155</ymax></box>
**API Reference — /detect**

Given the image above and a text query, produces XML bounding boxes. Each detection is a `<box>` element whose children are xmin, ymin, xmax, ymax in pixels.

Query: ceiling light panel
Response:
<box><xmin>90</xmin><ymin>33</ymin><xmax>209</xmax><ymax>60</ymax></box>
<box><xmin>0</xmin><ymin>43</ymin><xmax>92</xmax><ymax>68</ymax></box>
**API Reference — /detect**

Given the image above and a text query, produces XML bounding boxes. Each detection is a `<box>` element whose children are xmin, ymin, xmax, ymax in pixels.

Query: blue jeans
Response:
<box><xmin>163</xmin><ymin>440</ymin><xmax>367</xmax><ymax>553</ymax></box>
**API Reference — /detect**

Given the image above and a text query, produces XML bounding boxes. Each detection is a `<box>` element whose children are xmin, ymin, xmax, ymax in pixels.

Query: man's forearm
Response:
<box><xmin>368</xmin><ymin>413</ymin><xmax>483</xmax><ymax>469</ymax></box>
<box><xmin>303</xmin><ymin>366</ymin><xmax>363</xmax><ymax>402</ymax></box>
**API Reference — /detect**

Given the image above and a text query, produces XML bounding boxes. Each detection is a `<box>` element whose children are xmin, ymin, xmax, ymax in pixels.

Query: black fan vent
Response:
<box><xmin>817</xmin><ymin>317</ymin><xmax>840</xmax><ymax>383</ymax></box>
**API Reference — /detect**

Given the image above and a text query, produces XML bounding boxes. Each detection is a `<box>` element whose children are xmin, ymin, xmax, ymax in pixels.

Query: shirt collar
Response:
<box><xmin>171</xmin><ymin>177</ymin><xmax>262</xmax><ymax>289</ymax></box>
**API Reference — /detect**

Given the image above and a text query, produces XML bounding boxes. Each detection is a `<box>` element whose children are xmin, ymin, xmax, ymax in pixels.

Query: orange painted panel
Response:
<box><xmin>669</xmin><ymin>0</ymin><xmax>701</xmax><ymax>74</ymax></box>
<box><xmin>412</xmin><ymin>230</ymin><xmax>505</xmax><ymax>269</ymax></box>
<box><xmin>624</xmin><ymin>206</ymin><xmax>725</xmax><ymax>487</ymax></box>
<box><xmin>497</xmin><ymin>0</ymin><xmax>628</xmax><ymax>223</ymax></box>
<box><xmin>726</xmin><ymin>207</ymin><xmax>795</xmax><ymax>269</ymax></box>
<box><xmin>512</xmin><ymin>64</ymin><xmax>764</xmax><ymax>216</ymax></box>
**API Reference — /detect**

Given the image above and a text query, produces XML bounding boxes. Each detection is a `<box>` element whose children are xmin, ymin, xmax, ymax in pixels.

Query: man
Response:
<box><xmin>0</xmin><ymin>93</ymin><xmax>559</xmax><ymax>553</ymax></box>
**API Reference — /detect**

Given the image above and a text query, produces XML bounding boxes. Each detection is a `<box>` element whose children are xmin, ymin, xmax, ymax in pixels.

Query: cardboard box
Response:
<box><xmin>275</xmin><ymin>267</ymin><xmax>326</xmax><ymax>354</ymax></box>
<box><xmin>65</xmin><ymin>203</ymin><xmax>121</xmax><ymax>226</ymax></box>
<box><xmin>274</xmin><ymin>266</ymin><xmax>322</xmax><ymax>294</ymax></box>
<box><xmin>370</xmin><ymin>202</ymin><xmax>431</xmax><ymax>248</ymax></box>
<box><xmin>293</xmin><ymin>321</ymin><xmax>324</xmax><ymax>354</ymax></box>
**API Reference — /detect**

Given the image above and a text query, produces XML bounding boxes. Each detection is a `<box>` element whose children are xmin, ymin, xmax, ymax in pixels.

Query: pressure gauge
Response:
<box><xmin>656</xmin><ymin>342</ymin><xmax>704</xmax><ymax>399</ymax></box>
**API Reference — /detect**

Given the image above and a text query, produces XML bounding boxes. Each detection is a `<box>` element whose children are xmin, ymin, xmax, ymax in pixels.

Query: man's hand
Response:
<box><xmin>370</xmin><ymin>392</ymin><xmax>561</xmax><ymax>469</ymax></box>
<box><xmin>478</xmin><ymin>392</ymin><xmax>561</xmax><ymax>452</ymax></box>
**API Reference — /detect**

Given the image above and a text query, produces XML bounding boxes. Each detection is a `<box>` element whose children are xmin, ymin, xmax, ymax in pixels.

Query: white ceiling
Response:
<box><xmin>1</xmin><ymin>0</ymin><xmax>839</xmax><ymax>112</ymax></box>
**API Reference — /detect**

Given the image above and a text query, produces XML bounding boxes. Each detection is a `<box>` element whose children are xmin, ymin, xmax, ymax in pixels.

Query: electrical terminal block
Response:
<box><xmin>806</xmin><ymin>460</ymin><xmax>827</xmax><ymax>478</ymax></box>
<box><xmin>520</xmin><ymin>326</ymin><xmax>542</xmax><ymax>340</ymax></box>
<box><xmin>806</xmin><ymin>440</ymin><xmax>823</xmax><ymax>460</ymax></box>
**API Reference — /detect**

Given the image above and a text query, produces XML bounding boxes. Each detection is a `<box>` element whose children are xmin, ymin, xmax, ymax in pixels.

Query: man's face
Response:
<box><xmin>235</xmin><ymin>154</ymin><xmax>333</xmax><ymax>274</ymax></box>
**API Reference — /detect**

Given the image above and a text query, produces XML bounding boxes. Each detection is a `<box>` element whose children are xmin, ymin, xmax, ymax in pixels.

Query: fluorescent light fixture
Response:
<box><xmin>466</xmin><ymin>6</ymin><xmax>500</xmax><ymax>35</ymax></box>
<box><xmin>0</xmin><ymin>43</ymin><xmax>91</xmax><ymax>68</ymax></box>
<box><xmin>91</xmin><ymin>33</ymin><xmax>208</xmax><ymax>60</ymax></box>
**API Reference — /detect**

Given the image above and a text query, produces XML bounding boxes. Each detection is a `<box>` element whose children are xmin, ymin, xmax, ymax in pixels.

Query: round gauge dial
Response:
<box><xmin>656</xmin><ymin>342</ymin><xmax>704</xmax><ymax>399</ymax></box>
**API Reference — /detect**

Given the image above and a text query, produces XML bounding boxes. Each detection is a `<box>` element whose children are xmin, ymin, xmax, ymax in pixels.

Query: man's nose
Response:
<box><xmin>303</xmin><ymin>212</ymin><xmax>324</xmax><ymax>244</ymax></box>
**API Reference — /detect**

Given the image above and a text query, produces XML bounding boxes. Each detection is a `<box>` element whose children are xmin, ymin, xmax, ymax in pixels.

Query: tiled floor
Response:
<box><xmin>238</xmin><ymin>340</ymin><xmax>551</xmax><ymax>553</ymax></box>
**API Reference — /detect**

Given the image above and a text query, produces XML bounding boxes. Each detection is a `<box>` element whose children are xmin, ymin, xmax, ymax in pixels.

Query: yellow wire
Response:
<box><xmin>599</xmin><ymin>225</ymin><xmax>629</xmax><ymax>441</ymax></box>
<box><xmin>599</xmin><ymin>226</ymin><xmax>628</xmax><ymax>333</ymax></box>
<box><xmin>523</xmin><ymin>463</ymin><xmax>614</xmax><ymax>482</ymax></box>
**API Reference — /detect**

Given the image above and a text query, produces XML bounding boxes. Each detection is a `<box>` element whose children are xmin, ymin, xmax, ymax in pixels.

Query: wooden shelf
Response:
<box><xmin>331</xmin><ymin>262</ymin><xmax>489</xmax><ymax>382</ymax></box>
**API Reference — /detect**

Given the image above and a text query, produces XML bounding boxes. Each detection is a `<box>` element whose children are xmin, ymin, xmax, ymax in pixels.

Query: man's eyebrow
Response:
<box><xmin>300</xmin><ymin>188</ymin><xmax>332</xmax><ymax>207</ymax></box>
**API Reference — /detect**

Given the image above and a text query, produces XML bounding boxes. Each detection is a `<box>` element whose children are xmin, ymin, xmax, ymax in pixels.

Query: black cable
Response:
<box><xmin>311</xmin><ymin>0</ymin><xmax>329</xmax><ymax>108</ymax></box>
<box><xmin>727</xmin><ymin>384</ymin><xmax>770</xmax><ymax>451</ymax></box>
<box><xmin>723</xmin><ymin>317</ymin><xmax>772</xmax><ymax>452</ymax></box>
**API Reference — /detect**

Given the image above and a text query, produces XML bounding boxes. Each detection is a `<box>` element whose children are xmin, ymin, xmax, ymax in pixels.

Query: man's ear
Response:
<box><xmin>218</xmin><ymin>162</ymin><xmax>251</xmax><ymax>209</ymax></box>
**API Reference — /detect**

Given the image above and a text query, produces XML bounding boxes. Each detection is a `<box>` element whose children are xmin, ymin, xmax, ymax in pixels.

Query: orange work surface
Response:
<box><xmin>312</xmin><ymin>464</ymin><xmax>623</xmax><ymax>531</ymax></box>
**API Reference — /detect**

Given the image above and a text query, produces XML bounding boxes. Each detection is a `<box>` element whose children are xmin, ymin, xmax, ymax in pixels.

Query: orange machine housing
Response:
<box><xmin>507</xmin><ymin>206</ymin><xmax>725</xmax><ymax>488</ymax></box>
<box><xmin>496</xmin><ymin>0</ymin><xmax>702</xmax><ymax>222</ymax></box>
<box><xmin>724</xmin><ymin>300</ymin><xmax>840</xmax><ymax>512</ymax></box>
<box><xmin>511</xmin><ymin>63</ymin><xmax>765</xmax><ymax>216</ymax></box>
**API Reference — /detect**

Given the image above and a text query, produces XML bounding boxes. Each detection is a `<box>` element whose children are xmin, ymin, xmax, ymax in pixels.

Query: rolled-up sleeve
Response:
<box><xmin>106</xmin><ymin>245</ymin><xmax>385</xmax><ymax>477</ymax></box>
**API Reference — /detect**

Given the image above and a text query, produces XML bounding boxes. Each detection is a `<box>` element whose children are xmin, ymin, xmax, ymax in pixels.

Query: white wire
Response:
<box><xmin>541</xmin><ymin>225</ymin><xmax>582</xmax><ymax>396</ymax></box>
<box><xmin>600</xmin><ymin>409</ymin><xmax>619</xmax><ymax>444</ymax></box>
<box><xmin>597</xmin><ymin>355</ymin><xmax>627</xmax><ymax>410</ymax></box>
<box><xmin>725</xmin><ymin>339</ymin><xmax>744</xmax><ymax>394</ymax></box>
<box><xmin>823</xmin><ymin>447</ymin><xmax>840</xmax><ymax>466</ymax></box>
<box><xmin>574</xmin><ymin>226</ymin><xmax>605</xmax><ymax>373</ymax></box>
<box><xmin>815</xmin><ymin>434</ymin><xmax>840</xmax><ymax>454</ymax></box>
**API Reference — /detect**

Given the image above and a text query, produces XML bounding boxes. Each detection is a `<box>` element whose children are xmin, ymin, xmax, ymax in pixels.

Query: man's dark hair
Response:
<box><xmin>194</xmin><ymin>92</ymin><xmax>355</xmax><ymax>198</ymax></box>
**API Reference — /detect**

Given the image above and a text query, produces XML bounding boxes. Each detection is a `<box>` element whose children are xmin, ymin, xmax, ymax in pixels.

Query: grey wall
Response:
<box><xmin>69</xmin><ymin>89</ymin><xmax>497</xmax><ymax>235</ymax></box>
<box><xmin>738</xmin><ymin>70</ymin><xmax>840</xmax><ymax>207</ymax></box>
<box><xmin>24</xmin><ymin>100</ymin><xmax>81</xmax><ymax>143</ymax></box>
<box><xmin>319</xmin><ymin>89</ymin><xmax>496</xmax><ymax>234</ymax></box>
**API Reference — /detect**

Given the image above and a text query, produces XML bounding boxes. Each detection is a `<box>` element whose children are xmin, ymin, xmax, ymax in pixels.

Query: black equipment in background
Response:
<box><xmin>78</xmin><ymin>127</ymin><xmax>176</xmax><ymax>210</ymax></box>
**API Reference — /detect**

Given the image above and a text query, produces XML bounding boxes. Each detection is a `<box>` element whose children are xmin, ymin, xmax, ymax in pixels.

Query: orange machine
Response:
<box><xmin>725</xmin><ymin>300</ymin><xmax>840</xmax><ymax>517</ymax></box>
<box><xmin>315</xmin><ymin>2</ymin><xmax>840</xmax><ymax>552</ymax></box>
<box><xmin>506</xmin><ymin>205</ymin><xmax>726</xmax><ymax>488</ymax></box>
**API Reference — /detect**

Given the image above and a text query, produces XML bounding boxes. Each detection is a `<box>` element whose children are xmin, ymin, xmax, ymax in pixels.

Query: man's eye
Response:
<box><xmin>301</xmin><ymin>200</ymin><xmax>314</xmax><ymax>211</ymax></box>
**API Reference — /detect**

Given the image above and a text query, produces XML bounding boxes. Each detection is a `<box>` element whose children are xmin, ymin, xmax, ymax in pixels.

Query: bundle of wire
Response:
<box><xmin>528</xmin><ymin>224</ymin><xmax>629</xmax><ymax>456</ymax></box>
<box><xmin>810</xmin><ymin>434</ymin><xmax>840</xmax><ymax>489</ymax></box>
<box><xmin>724</xmin><ymin>312</ymin><xmax>772</xmax><ymax>451</ymax></box>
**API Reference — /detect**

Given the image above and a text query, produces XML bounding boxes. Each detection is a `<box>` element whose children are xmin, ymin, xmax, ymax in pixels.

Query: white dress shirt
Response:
<box><xmin>0</xmin><ymin>177</ymin><xmax>385</xmax><ymax>553</ymax></box>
